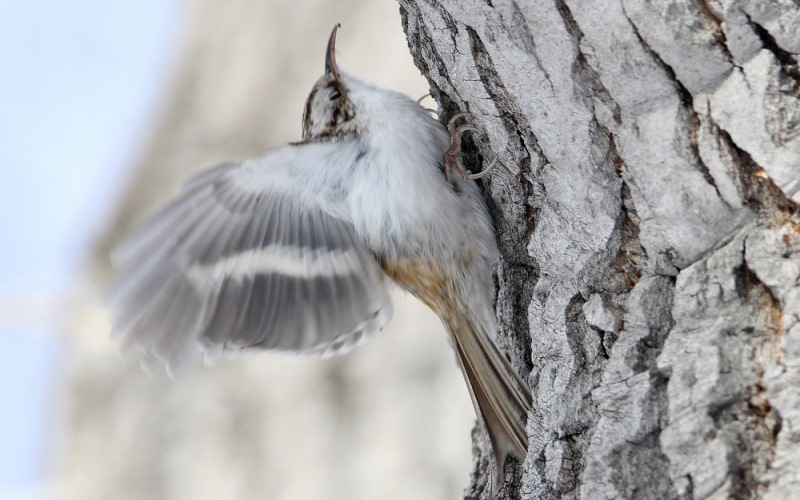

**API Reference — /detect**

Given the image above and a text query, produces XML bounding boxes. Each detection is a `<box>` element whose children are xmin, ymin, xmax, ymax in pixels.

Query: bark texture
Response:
<box><xmin>399</xmin><ymin>1</ymin><xmax>800</xmax><ymax>498</ymax></box>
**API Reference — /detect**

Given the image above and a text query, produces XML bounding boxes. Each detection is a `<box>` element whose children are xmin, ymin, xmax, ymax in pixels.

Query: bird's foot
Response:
<box><xmin>417</xmin><ymin>93</ymin><xmax>438</xmax><ymax>117</ymax></box>
<box><xmin>443</xmin><ymin>112</ymin><xmax>497</xmax><ymax>182</ymax></box>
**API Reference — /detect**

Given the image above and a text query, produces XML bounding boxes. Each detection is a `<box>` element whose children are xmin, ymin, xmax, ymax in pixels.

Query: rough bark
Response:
<box><xmin>399</xmin><ymin>0</ymin><xmax>800</xmax><ymax>498</ymax></box>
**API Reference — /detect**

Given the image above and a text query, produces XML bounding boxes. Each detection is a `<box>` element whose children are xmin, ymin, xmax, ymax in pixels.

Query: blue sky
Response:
<box><xmin>0</xmin><ymin>0</ymin><xmax>180</xmax><ymax>494</ymax></box>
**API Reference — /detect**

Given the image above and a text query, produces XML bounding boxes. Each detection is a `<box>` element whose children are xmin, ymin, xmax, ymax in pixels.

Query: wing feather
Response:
<box><xmin>110</xmin><ymin>142</ymin><xmax>392</xmax><ymax>371</ymax></box>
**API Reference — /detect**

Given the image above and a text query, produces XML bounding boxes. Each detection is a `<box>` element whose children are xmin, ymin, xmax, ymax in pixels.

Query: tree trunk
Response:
<box><xmin>399</xmin><ymin>0</ymin><xmax>800</xmax><ymax>498</ymax></box>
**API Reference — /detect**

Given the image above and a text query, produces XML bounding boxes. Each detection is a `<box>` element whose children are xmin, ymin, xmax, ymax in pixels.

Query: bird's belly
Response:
<box><xmin>378</xmin><ymin>255</ymin><xmax>455</xmax><ymax>318</ymax></box>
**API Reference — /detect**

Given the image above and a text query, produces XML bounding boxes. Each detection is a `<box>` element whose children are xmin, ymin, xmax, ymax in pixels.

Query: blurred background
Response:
<box><xmin>0</xmin><ymin>0</ymin><xmax>475</xmax><ymax>499</ymax></box>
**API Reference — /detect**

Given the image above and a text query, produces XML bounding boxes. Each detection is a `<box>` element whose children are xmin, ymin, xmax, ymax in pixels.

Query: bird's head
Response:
<box><xmin>301</xmin><ymin>24</ymin><xmax>361</xmax><ymax>142</ymax></box>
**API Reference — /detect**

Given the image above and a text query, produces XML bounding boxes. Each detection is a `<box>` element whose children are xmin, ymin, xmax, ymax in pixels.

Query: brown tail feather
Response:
<box><xmin>377</xmin><ymin>258</ymin><xmax>530</xmax><ymax>485</ymax></box>
<box><xmin>446</xmin><ymin>316</ymin><xmax>532</xmax><ymax>487</ymax></box>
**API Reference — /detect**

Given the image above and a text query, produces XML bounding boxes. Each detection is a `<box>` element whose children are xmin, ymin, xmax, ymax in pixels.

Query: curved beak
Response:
<box><xmin>325</xmin><ymin>23</ymin><xmax>341</xmax><ymax>80</ymax></box>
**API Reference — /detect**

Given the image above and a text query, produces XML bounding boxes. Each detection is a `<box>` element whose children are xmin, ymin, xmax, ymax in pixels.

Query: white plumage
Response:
<box><xmin>110</xmin><ymin>24</ymin><xmax>530</xmax><ymax>489</ymax></box>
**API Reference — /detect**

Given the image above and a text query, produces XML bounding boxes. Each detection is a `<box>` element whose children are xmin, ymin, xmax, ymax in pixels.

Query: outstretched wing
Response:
<box><xmin>109</xmin><ymin>141</ymin><xmax>392</xmax><ymax>374</ymax></box>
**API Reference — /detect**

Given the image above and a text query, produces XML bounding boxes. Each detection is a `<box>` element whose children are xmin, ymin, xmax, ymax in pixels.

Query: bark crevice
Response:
<box><xmin>401</xmin><ymin>1</ymin><xmax>800</xmax><ymax>497</ymax></box>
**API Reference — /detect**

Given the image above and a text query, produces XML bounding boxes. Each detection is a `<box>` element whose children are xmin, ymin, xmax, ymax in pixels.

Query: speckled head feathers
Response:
<box><xmin>302</xmin><ymin>24</ymin><xmax>360</xmax><ymax>142</ymax></box>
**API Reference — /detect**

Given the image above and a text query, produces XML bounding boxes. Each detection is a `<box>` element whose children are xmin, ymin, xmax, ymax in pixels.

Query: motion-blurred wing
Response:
<box><xmin>109</xmin><ymin>142</ymin><xmax>392</xmax><ymax>374</ymax></box>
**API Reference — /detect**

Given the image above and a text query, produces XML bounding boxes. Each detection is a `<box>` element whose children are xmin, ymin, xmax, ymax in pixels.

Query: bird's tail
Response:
<box><xmin>445</xmin><ymin>314</ymin><xmax>532</xmax><ymax>486</ymax></box>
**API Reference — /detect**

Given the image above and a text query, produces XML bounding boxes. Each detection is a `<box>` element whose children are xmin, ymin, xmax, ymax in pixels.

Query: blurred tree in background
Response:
<box><xmin>62</xmin><ymin>2</ymin><xmax>473</xmax><ymax>500</ymax></box>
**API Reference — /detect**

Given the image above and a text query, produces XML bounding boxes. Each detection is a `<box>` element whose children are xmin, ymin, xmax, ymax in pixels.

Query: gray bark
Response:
<box><xmin>399</xmin><ymin>0</ymin><xmax>800</xmax><ymax>498</ymax></box>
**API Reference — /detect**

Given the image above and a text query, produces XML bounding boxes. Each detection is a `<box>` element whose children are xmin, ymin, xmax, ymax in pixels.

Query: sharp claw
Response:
<box><xmin>447</xmin><ymin>112</ymin><xmax>472</xmax><ymax>131</ymax></box>
<box><xmin>417</xmin><ymin>94</ymin><xmax>439</xmax><ymax>118</ymax></box>
<box><xmin>444</xmin><ymin>111</ymin><xmax>497</xmax><ymax>181</ymax></box>
<box><xmin>467</xmin><ymin>157</ymin><xmax>498</xmax><ymax>180</ymax></box>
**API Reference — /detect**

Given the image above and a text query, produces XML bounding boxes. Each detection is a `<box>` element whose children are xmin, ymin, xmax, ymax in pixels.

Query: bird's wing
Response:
<box><xmin>109</xmin><ymin>141</ymin><xmax>392</xmax><ymax>374</ymax></box>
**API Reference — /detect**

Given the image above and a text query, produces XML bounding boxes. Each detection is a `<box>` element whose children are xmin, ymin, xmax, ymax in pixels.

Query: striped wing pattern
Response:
<box><xmin>109</xmin><ymin>143</ymin><xmax>392</xmax><ymax>374</ymax></box>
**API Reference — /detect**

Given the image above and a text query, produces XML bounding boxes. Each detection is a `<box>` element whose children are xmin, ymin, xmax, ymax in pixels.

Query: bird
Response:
<box><xmin>109</xmin><ymin>24</ymin><xmax>531</xmax><ymax>488</ymax></box>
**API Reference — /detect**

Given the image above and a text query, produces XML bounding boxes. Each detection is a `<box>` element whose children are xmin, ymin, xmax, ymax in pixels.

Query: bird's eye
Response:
<box><xmin>329</xmin><ymin>90</ymin><xmax>342</xmax><ymax>101</ymax></box>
